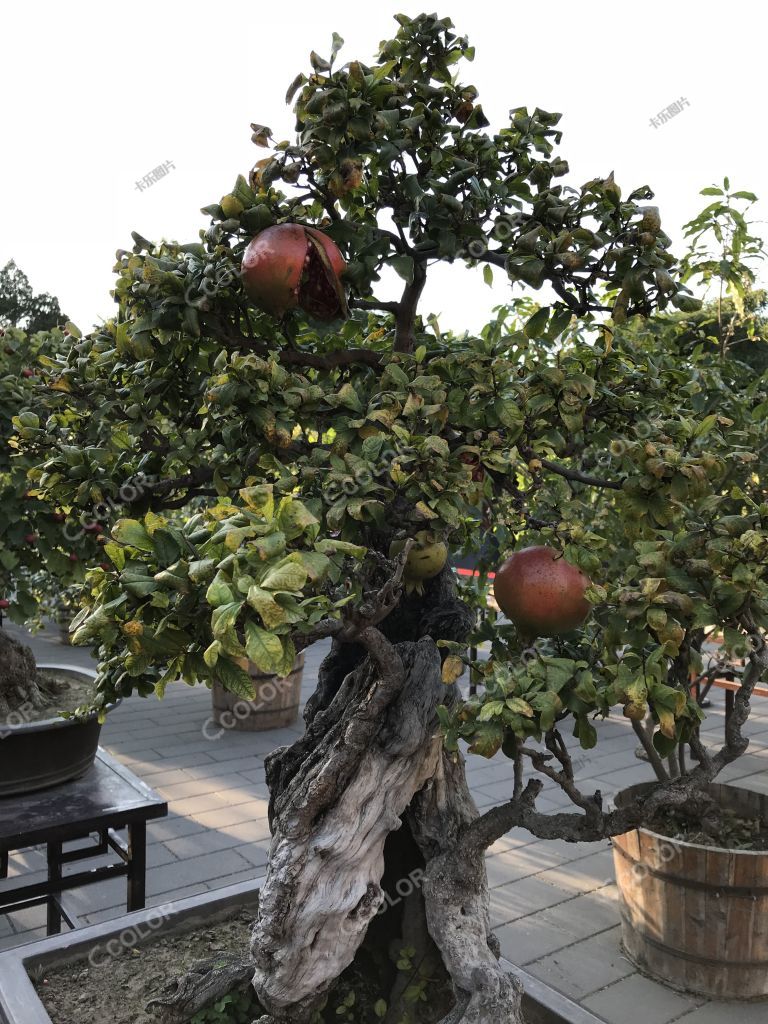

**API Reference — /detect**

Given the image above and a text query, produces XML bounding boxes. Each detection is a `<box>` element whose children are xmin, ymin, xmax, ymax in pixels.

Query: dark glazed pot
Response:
<box><xmin>0</xmin><ymin>666</ymin><xmax>119</xmax><ymax>797</ymax></box>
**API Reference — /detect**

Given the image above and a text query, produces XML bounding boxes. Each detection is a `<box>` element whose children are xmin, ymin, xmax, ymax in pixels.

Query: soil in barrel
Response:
<box><xmin>648</xmin><ymin>806</ymin><xmax>768</xmax><ymax>851</ymax></box>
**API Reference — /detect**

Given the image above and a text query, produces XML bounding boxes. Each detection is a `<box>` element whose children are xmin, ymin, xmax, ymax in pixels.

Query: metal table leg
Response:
<box><xmin>127</xmin><ymin>821</ymin><xmax>147</xmax><ymax>911</ymax></box>
<box><xmin>46</xmin><ymin>841</ymin><xmax>63</xmax><ymax>935</ymax></box>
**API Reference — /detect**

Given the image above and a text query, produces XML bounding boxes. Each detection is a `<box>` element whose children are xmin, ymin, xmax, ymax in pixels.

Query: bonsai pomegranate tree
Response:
<box><xmin>16</xmin><ymin>13</ymin><xmax>768</xmax><ymax>1022</ymax></box>
<box><xmin>0</xmin><ymin>323</ymin><xmax>105</xmax><ymax>718</ymax></box>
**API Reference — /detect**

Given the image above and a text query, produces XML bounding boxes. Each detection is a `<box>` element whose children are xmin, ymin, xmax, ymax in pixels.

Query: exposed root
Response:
<box><xmin>410</xmin><ymin>753</ymin><xmax>526</xmax><ymax>1024</ymax></box>
<box><xmin>146</xmin><ymin>954</ymin><xmax>256</xmax><ymax>1023</ymax></box>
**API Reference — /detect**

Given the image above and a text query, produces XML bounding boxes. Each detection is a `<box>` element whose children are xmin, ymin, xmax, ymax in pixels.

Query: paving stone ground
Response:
<box><xmin>3</xmin><ymin>622</ymin><xmax>768</xmax><ymax>1023</ymax></box>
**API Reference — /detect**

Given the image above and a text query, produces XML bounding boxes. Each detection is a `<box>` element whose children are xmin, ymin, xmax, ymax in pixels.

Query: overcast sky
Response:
<box><xmin>1</xmin><ymin>1</ymin><xmax>765</xmax><ymax>333</ymax></box>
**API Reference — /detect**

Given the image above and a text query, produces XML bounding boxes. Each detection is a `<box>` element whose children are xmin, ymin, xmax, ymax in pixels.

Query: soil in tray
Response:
<box><xmin>34</xmin><ymin>909</ymin><xmax>258</xmax><ymax>1024</ymax></box>
<box><xmin>0</xmin><ymin>669</ymin><xmax>96</xmax><ymax>726</ymax></box>
<box><xmin>34</xmin><ymin>905</ymin><xmax>452</xmax><ymax>1023</ymax></box>
<box><xmin>649</xmin><ymin>806</ymin><xmax>768</xmax><ymax>851</ymax></box>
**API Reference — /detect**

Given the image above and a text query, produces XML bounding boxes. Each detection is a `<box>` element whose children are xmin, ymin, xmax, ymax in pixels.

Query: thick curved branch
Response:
<box><xmin>711</xmin><ymin>624</ymin><xmax>768</xmax><ymax>771</ymax></box>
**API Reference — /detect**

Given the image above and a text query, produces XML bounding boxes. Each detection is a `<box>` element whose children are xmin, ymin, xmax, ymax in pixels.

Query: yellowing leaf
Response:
<box><xmin>415</xmin><ymin>501</ymin><xmax>438</xmax><ymax>520</ymax></box>
<box><xmin>247</xmin><ymin>585</ymin><xmax>288</xmax><ymax>629</ymax></box>
<box><xmin>442</xmin><ymin>655</ymin><xmax>464</xmax><ymax>684</ymax></box>
<box><xmin>239</xmin><ymin>485</ymin><xmax>274</xmax><ymax>519</ymax></box>
<box><xmin>261</xmin><ymin>561</ymin><xmax>308</xmax><ymax>592</ymax></box>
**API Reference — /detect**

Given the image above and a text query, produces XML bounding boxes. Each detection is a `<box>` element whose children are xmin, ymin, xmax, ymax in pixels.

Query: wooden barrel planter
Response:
<box><xmin>612</xmin><ymin>781</ymin><xmax>768</xmax><ymax>999</ymax></box>
<box><xmin>211</xmin><ymin>653</ymin><xmax>305</xmax><ymax>732</ymax></box>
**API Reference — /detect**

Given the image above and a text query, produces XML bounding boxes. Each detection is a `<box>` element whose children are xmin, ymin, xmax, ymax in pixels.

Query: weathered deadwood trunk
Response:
<box><xmin>0</xmin><ymin>624</ymin><xmax>45</xmax><ymax>718</ymax></box>
<box><xmin>249</xmin><ymin>571</ymin><xmax>526</xmax><ymax>1024</ymax></box>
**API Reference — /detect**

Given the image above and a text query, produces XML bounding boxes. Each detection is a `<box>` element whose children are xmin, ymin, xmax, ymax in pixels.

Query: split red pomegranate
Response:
<box><xmin>493</xmin><ymin>545</ymin><xmax>591</xmax><ymax>636</ymax></box>
<box><xmin>241</xmin><ymin>224</ymin><xmax>347</xmax><ymax>320</ymax></box>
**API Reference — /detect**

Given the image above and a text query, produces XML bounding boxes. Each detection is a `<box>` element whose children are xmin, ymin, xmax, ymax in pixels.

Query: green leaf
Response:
<box><xmin>524</xmin><ymin>306</ymin><xmax>550</xmax><ymax>339</ymax></box>
<box><xmin>390</xmin><ymin>255</ymin><xmax>415</xmax><ymax>283</ymax></box>
<box><xmin>244</xmin><ymin>621</ymin><xmax>284</xmax><ymax>673</ymax></box>
<box><xmin>216</xmin><ymin>658</ymin><xmax>256</xmax><ymax>699</ymax></box>
<box><xmin>211</xmin><ymin>601</ymin><xmax>243</xmax><ymax>638</ymax></box>
<box><xmin>652</xmin><ymin>729</ymin><xmax>679</xmax><ymax>757</ymax></box>
<box><xmin>493</xmin><ymin>398</ymin><xmax>524</xmax><ymax>435</ymax></box>
<box><xmin>112</xmin><ymin>519</ymin><xmax>153</xmax><ymax>551</ymax></box>
<box><xmin>153</xmin><ymin>528</ymin><xmax>182</xmax><ymax>565</ymax></box>
<box><xmin>288</xmin><ymin>551</ymin><xmax>331</xmax><ymax>582</ymax></box>
<box><xmin>189</xmin><ymin>558</ymin><xmax>216</xmax><ymax>583</ymax></box>
<box><xmin>574</xmin><ymin>715</ymin><xmax>597</xmax><ymax>750</ymax></box>
<box><xmin>104</xmin><ymin>542</ymin><xmax>126</xmax><ymax>570</ymax></box>
<box><xmin>206</xmin><ymin>574</ymin><xmax>236</xmax><ymax>608</ymax></box>
<box><xmin>477</xmin><ymin>699</ymin><xmax>505</xmax><ymax>721</ymax></box>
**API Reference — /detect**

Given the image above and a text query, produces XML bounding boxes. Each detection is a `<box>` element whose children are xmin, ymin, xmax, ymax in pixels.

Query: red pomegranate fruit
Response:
<box><xmin>241</xmin><ymin>224</ymin><xmax>347</xmax><ymax>320</ymax></box>
<box><xmin>493</xmin><ymin>545</ymin><xmax>591</xmax><ymax>637</ymax></box>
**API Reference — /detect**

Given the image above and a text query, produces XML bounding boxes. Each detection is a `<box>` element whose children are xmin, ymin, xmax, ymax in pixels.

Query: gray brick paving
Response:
<box><xmin>671</xmin><ymin>1002</ymin><xmax>768</xmax><ymax>1023</ymax></box>
<box><xmin>525</xmin><ymin>926</ymin><xmax>636</xmax><ymax>999</ymax></box>
<box><xmin>582</xmin><ymin>973</ymin><xmax>701</xmax><ymax>1024</ymax></box>
<box><xmin>3</xmin><ymin>621</ymin><xmax>768</xmax><ymax>1024</ymax></box>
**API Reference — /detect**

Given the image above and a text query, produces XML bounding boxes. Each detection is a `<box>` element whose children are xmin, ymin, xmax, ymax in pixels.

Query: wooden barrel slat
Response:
<box><xmin>612</xmin><ymin>781</ymin><xmax>768</xmax><ymax>1000</ymax></box>
<box><xmin>212</xmin><ymin>654</ymin><xmax>304</xmax><ymax>731</ymax></box>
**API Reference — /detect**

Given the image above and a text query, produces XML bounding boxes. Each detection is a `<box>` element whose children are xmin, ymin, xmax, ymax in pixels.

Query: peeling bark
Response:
<box><xmin>251</xmin><ymin>638</ymin><xmax>446</xmax><ymax>1019</ymax></box>
<box><xmin>247</xmin><ymin>567</ymin><xmax>522</xmax><ymax>1023</ymax></box>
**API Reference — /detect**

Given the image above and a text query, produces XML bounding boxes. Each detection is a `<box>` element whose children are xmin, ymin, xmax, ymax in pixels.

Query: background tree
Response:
<box><xmin>0</xmin><ymin>261</ymin><xmax>66</xmax><ymax>334</ymax></box>
<box><xmin>14</xmin><ymin>13</ymin><xmax>768</xmax><ymax>1023</ymax></box>
<box><xmin>0</xmin><ymin>324</ymin><xmax>105</xmax><ymax>717</ymax></box>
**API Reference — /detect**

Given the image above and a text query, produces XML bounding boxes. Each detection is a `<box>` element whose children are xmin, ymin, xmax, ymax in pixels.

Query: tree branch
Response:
<box><xmin>631</xmin><ymin>718</ymin><xmax>670</xmax><ymax>781</ymax></box>
<box><xmin>520</xmin><ymin>741</ymin><xmax>602</xmax><ymax>825</ymax></box>
<box><xmin>394</xmin><ymin>263</ymin><xmax>428</xmax><ymax>353</ymax></box>
<box><xmin>711</xmin><ymin>623</ymin><xmax>768</xmax><ymax>771</ymax></box>
<box><xmin>349</xmin><ymin>298</ymin><xmax>401</xmax><ymax>315</ymax></box>
<box><xmin>539</xmin><ymin>458</ymin><xmax>624</xmax><ymax>490</ymax></box>
<box><xmin>203</xmin><ymin>315</ymin><xmax>383</xmax><ymax>369</ymax></box>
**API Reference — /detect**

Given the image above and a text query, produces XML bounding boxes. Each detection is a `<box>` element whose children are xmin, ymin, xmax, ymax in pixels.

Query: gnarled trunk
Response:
<box><xmin>249</xmin><ymin>572</ymin><xmax>525</xmax><ymax>1023</ymax></box>
<box><xmin>0</xmin><ymin>625</ymin><xmax>44</xmax><ymax>719</ymax></box>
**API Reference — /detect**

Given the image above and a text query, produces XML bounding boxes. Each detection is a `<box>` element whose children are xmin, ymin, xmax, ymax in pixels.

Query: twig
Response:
<box><xmin>631</xmin><ymin>719</ymin><xmax>669</xmax><ymax>781</ymax></box>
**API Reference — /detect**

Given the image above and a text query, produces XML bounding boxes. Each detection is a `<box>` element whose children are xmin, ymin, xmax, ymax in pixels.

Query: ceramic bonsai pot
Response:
<box><xmin>0</xmin><ymin>665</ymin><xmax>120</xmax><ymax>797</ymax></box>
